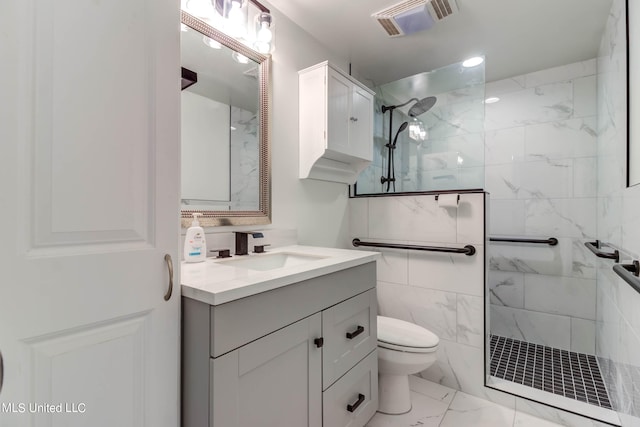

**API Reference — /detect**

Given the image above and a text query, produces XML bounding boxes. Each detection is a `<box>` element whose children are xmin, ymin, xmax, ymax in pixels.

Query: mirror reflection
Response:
<box><xmin>181</xmin><ymin>22</ymin><xmax>260</xmax><ymax>211</ymax></box>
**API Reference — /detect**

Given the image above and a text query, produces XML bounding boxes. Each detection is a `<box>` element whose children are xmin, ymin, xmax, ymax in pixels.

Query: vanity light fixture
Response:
<box><xmin>181</xmin><ymin>0</ymin><xmax>275</xmax><ymax>53</ymax></box>
<box><xmin>462</xmin><ymin>56</ymin><xmax>484</xmax><ymax>67</ymax></box>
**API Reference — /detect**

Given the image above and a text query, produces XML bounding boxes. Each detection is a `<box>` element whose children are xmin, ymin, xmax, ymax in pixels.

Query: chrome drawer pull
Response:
<box><xmin>347</xmin><ymin>393</ymin><xmax>365</xmax><ymax>412</ymax></box>
<box><xmin>346</xmin><ymin>325</ymin><xmax>364</xmax><ymax>340</ymax></box>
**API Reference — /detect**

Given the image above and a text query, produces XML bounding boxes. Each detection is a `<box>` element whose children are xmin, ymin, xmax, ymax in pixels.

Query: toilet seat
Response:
<box><xmin>377</xmin><ymin>316</ymin><xmax>439</xmax><ymax>353</ymax></box>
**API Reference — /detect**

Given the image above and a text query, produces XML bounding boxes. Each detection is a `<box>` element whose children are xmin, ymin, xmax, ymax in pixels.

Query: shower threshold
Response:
<box><xmin>489</xmin><ymin>335</ymin><xmax>612</xmax><ymax>409</ymax></box>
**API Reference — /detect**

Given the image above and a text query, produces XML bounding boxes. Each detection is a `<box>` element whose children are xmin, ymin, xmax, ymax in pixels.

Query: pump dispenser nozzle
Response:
<box><xmin>191</xmin><ymin>212</ymin><xmax>202</xmax><ymax>227</ymax></box>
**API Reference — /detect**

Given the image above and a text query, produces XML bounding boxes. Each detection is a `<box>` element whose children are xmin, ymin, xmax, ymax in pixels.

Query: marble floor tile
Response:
<box><xmin>440</xmin><ymin>392</ymin><xmax>515</xmax><ymax>427</ymax></box>
<box><xmin>513</xmin><ymin>411</ymin><xmax>570</xmax><ymax>427</ymax></box>
<box><xmin>409</xmin><ymin>375</ymin><xmax>456</xmax><ymax>405</ymax></box>
<box><xmin>367</xmin><ymin>376</ymin><xmax>567</xmax><ymax>427</ymax></box>
<box><xmin>365</xmin><ymin>391</ymin><xmax>449</xmax><ymax>427</ymax></box>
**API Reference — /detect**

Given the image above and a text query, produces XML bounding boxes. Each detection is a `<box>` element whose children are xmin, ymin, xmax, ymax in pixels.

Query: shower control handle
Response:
<box><xmin>346</xmin><ymin>325</ymin><xmax>364</xmax><ymax>339</ymax></box>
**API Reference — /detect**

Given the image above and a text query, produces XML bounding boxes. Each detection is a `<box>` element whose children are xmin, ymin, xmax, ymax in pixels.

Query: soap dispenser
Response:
<box><xmin>184</xmin><ymin>213</ymin><xmax>206</xmax><ymax>263</ymax></box>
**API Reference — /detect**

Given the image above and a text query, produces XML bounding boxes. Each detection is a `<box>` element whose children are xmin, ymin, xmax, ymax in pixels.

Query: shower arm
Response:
<box><xmin>381</xmin><ymin>98</ymin><xmax>419</xmax><ymax>114</ymax></box>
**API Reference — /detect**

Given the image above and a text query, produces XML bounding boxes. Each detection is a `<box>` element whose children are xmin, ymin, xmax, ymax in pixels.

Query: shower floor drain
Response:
<box><xmin>490</xmin><ymin>335</ymin><xmax>612</xmax><ymax>409</ymax></box>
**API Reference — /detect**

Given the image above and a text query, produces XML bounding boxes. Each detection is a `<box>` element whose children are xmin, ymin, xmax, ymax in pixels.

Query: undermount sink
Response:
<box><xmin>215</xmin><ymin>252</ymin><xmax>329</xmax><ymax>271</ymax></box>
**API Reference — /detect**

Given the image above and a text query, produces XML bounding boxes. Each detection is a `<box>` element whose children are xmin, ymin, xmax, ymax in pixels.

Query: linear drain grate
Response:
<box><xmin>490</xmin><ymin>335</ymin><xmax>612</xmax><ymax>409</ymax></box>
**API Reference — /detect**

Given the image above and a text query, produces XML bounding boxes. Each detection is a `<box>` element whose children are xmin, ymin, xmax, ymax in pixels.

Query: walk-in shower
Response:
<box><xmin>353</xmin><ymin>29</ymin><xmax>627</xmax><ymax>423</ymax></box>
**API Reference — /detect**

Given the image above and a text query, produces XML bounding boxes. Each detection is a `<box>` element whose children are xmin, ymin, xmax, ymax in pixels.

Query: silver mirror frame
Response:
<box><xmin>180</xmin><ymin>10</ymin><xmax>271</xmax><ymax>227</ymax></box>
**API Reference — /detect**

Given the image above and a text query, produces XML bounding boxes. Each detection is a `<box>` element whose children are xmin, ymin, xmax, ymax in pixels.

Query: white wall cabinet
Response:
<box><xmin>299</xmin><ymin>61</ymin><xmax>374</xmax><ymax>184</ymax></box>
<box><xmin>182</xmin><ymin>263</ymin><xmax>378</xmax><ymax>427</ymax></box>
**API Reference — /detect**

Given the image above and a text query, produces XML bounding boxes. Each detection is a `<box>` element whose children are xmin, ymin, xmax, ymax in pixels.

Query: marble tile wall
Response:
<box><xmin>484</xmin><ymin>58</ymin><xmax>598</xmax><ymax>354</ymax></box>
<box><xmin>350</xmin><ymin>192</ymin><xmax>494</xmax><ymax>401</ymax></box>
<box><xmin>230</xmin><ymin>106</ymin><xmax>259</xmax><ymax>211</ymax></box>
<box><xmin>596</xmin><ymin>0</ymin><xmax>640</xmax><ymax>424</ymax></box>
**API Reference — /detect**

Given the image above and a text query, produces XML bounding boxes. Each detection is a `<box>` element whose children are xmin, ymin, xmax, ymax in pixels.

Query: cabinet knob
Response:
<box><xmin>349</xmin><ymin>117</ymin><xmax>358</xmax><ymax>122</ymax></box>
<box><xmin>313</xmin><ymin>337</ymin><xmax>324</xmax><ymax>348</ymax></box>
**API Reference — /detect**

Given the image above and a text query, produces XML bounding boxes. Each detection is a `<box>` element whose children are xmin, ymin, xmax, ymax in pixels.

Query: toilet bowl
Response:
<box><xmin>377</xmin><ymin>316</ymin><xmax>439</xmax><ymax>414</ymax></box>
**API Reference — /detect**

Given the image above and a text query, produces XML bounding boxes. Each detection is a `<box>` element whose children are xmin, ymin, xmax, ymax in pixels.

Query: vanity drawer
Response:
<box><xmin>322</xmin><ymin>288</ymin><xmax>377</xmax><ymax>389</ymax></box>
<box><xmin>209</xmin><ymin>262</ymin><xmax>376</xmax><ymax>358</ymax></box>
<box><xmin>323</xmin><ymin>350</ymin><xmax>378</xmax><ymax>427</ymax></box>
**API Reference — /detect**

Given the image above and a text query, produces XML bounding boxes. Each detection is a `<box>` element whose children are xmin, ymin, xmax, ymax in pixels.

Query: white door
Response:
<box><xmin>0</xmin><ymin>0</ymin><xmax>181</xmax><ymax>426</ymax></box>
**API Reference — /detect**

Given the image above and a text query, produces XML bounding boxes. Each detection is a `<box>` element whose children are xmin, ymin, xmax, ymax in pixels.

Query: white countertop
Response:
<box><xmin>180</xmin><ymin>245</ymin><xmax>380</xmax><ymax>306</ymax></box>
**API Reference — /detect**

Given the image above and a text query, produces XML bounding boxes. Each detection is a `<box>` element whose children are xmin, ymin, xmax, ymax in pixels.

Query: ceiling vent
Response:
<box><xmin>372</xmin><ymin>0</ymin><xmax>458</xmax><ymax>37</ymax></box>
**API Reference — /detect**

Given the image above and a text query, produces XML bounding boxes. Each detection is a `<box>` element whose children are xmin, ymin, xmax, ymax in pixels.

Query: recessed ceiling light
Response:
<box><xmin>462</xmin><ymin>56</ymin><xmax>484</xmax><ymax>68</ymax></box>
<box><xmin>484</xmin><ymin>97</ymin><xmax>500</xmax><ymax>104</ymax></box>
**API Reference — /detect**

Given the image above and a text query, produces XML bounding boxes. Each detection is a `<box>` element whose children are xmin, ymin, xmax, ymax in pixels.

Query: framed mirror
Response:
<box><xmin>180</xmin><ymin>11</ymin><xmax>271</xmax><ymax>227</ymax></box>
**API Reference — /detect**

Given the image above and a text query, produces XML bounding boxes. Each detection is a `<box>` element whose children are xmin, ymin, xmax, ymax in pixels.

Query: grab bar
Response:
<box><xmin>489</xmin><ymin>236</ymin><xmax>558</xmax><ymax>246</ymax></box>
<box><xmin>584</xmin><ymin>240</ymin><xmax>620</xmax><ymax>262</ymax></box>
<box><xmin>613</xmin><ymin>261</ymin><xmax>640</xmax><ymax>295</ymax></box>
<box><xmin>352</xmin><ymin>238</ymin><xmax>476</xmax><ymax>256</ymax></box>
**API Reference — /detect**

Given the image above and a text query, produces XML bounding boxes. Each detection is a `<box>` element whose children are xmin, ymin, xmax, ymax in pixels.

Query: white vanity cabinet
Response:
<box><xmin>182</xmin><ymin>262</ymin><xmax>378</xmax><ymax>427</ymax></box>
<box><xmin>299</xmin><ymin>61</ymin><xmax>375</xmax><ymax>184</ymax></box>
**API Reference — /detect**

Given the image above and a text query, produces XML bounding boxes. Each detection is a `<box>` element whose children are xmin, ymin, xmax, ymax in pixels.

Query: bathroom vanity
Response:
<box><xmin>181</xmin><ymin>246</ymin><xmax>380</xmax><ymax>427</ymax></box>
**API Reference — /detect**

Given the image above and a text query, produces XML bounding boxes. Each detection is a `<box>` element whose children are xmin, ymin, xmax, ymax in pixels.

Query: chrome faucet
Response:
<box><xmin>234</xmin><ymin>231</ymin><xmax>264</xmax><ymax>255</ymax></box>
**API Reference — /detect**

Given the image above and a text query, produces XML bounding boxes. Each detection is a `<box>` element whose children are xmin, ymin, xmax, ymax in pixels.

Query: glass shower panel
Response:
<box><xmin>355</xmin><ymin>58</ymin><xmax>485</xmax><ymax>195</ymax></box>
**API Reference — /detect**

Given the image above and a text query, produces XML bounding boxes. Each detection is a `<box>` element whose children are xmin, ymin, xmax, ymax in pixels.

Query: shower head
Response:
<box><xmin>408</xmin><ymin>96</ymin><xmax>437</xmax><ymax>117</ymax></box>
<box><xmin>382</xmin><ymin>96</ymin><xmax>437</xmax><ymax>117</ymax></box>
<box><xmin>391</xmin><ymin>121</ymin><xmax>409</xmax><ymax>148</ymax></box>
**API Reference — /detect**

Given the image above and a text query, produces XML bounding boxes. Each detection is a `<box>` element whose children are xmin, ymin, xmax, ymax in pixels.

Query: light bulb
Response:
<box><xmin>185</xmin><ymin>0</ymin><xmax>213</xmax><ymax>18</ymax></box>
<box><xmin>254</xmin><ymin>41</ymin><xmax>270</xmax><ymax>54</ymax></box>
<box><xmin>257</xmin><ymin>22</ymin><xmax>272</xmax><ymax>43</ymax></box>
<box><xmin>227</xmin><ymin>0</ymin><xmax>246</xmax><ymax>38</ymax></box>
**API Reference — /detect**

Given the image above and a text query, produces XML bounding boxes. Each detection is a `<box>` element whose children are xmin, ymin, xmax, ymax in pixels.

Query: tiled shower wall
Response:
<box><xmin>349</xmin><ymin>192</ymin><xmax>491</xmax><ymax>399</ymax></box>
<box><xmin>484</xmin><ymin>59</ymin><xmax>599</xmax><ymax>354</ymax></box>
<box><xmin>230</xmin><ymin>106</ymin><xmax>259</xmax><ymax>211</ymax></box>
<box><xmin>596</xmin><ymin>0</ymin><xmax>640</xmax><ymax>424</ymax></box>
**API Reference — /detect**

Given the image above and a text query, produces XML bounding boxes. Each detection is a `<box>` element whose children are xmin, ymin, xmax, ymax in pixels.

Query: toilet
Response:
<box><xmin>377</xmin><ymin>316</ymin><xmax>440</xmax><ymax>414</ymax></box>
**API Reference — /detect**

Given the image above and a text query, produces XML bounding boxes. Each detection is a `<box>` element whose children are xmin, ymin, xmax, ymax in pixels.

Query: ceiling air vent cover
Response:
<box><xmin>372</xmin><ymin>0</ymin><xmax>458</xmax><ymax>37</ymax></box>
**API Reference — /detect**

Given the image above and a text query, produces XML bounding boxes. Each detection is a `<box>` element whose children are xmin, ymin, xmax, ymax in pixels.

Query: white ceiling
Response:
<box><xmin>267</xmin><ymin>0</ymin><xmax>613</xmax><ymax>85</ymax></box>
